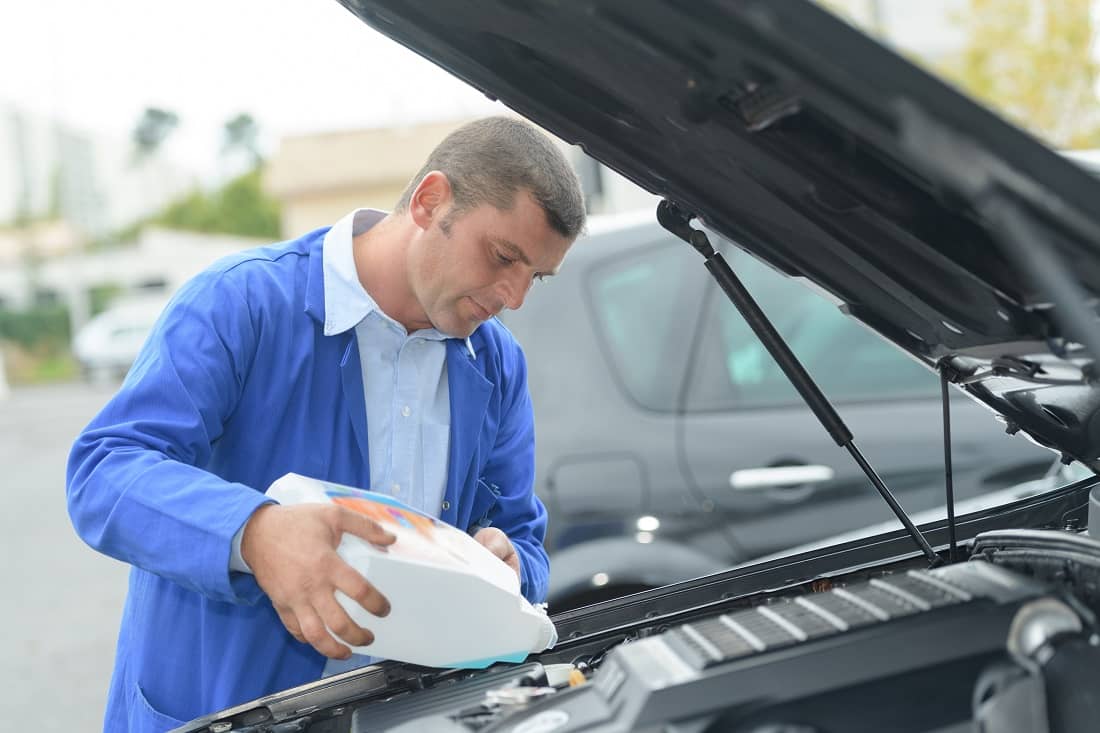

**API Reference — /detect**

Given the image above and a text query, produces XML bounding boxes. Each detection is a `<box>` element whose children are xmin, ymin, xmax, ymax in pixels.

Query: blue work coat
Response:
<box><xmin>66</xmin><ymin>227</ymin><xmax>549</xmax><ymax>732</ymax></box>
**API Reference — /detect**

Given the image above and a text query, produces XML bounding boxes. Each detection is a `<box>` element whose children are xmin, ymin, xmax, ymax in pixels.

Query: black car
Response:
<box><xmin>501</xmin><ymin>215</ymin><xmax>1057</xmax><ymax>610</ymax></box>
<box><xmin>173</xmin><ymin>1</ymin><xmax>1100</xmax><ymax>731</ymax></box>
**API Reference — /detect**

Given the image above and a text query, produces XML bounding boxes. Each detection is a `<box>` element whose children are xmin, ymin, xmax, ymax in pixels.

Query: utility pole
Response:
<box><xmin>56</xmin><ymin>124</ymin><xmax>101</xmax><ymax>338</ymax></box>
<box><xmin>10</xmin><ymin>107</ymin><xmax>39</xmax><ymax>309</ymax></box>
<box><xmin>0</xmin><ymin>340</ymin><xmax>9</xmax><ymax>400</ymax></box>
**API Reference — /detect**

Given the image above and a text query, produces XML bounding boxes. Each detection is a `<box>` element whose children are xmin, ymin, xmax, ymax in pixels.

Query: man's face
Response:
<box><xmin>409</xmin><ymin>189</ymin><xmax>574</xmax><ymax>338</ymax></box>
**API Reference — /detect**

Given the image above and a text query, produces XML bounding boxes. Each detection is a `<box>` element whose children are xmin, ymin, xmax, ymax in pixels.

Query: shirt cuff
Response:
<box><xmin>230</xmin><ymin>517</ymin><xmax>253</xmax><ymax>574</ymax></box>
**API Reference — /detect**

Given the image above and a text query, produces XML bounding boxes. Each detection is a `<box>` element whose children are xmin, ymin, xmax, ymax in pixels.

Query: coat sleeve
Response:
<box><xmin>477</xmin><ymin>340</ymin><xmax>550</xmax><ymax>604</ymax></box>
<box><xmin>66</xmin><ymin>270</ymin><xmax>273</xmax><ymax>605</ymax></box>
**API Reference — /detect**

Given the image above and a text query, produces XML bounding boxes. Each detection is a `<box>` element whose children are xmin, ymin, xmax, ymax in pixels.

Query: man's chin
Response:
<box><xmin>432</xmin><ymin>315</ymin><xmax>478</xmax><ymax>339</ymax></box>
<box><xmin>446</xmin><ymin>326</ymin><xmax>477</xmax><ymax>339</ymax></box>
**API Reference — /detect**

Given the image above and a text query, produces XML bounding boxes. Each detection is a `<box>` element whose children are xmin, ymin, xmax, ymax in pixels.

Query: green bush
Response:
<box><xmin>89</xmin><ymin>283</ymin><xmax>123</xmax><ymax>316</ymax></box>
<box><xmin>0</xmin><ymin>304</ymin><xmax>72</xmax><ymax>353</ymax></box>
<box><xmin>155</xmin><ymin>167</ymin><xmax>281</xmax><ymax>239</ymax></box>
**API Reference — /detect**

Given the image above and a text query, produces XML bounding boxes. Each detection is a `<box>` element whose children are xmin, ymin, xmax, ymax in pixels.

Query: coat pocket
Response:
<box><xmin>467</xmin><ymin>478</ymin><xmax>503</xmax><ymax>532</ymax></box>
<box><xmin>131</xmin><ymin>681</ymin><xmax>187</xmax><ymax>733</ymax></box>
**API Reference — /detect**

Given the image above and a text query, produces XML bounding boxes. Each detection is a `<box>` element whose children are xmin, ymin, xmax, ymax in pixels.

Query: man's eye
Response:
<box><xmin>495</xmin><ymin>252</ymin><xmax>515</xmax><ymax>266</ymax></box>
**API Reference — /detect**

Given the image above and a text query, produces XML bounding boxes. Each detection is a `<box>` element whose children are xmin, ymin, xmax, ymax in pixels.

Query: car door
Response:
<box><xmin>502</xmin><ymin>228</ymin><xmax>708</xmax><ymax>555</ymax></box>
<box><xmin>679</xmin><ymin>245</ymin><xmax>1055</xmax><ymax>561</ymax></box>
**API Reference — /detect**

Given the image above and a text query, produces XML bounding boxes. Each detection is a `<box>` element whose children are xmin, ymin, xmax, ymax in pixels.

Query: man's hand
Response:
<box><xmin>473</xmin><ymin>527</ymin><xmax>520</xmax><ymax>578</ymax></box>
<box><xmin>241</xmin><ymin>503</ymin><xmax>396</xmax><ymax>659</ymax></box>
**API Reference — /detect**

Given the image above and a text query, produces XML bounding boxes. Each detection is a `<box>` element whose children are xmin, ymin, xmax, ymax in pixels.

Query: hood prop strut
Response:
<box><xmin>657</xmin><ymin>199</ymin><xmax>942</xmax><ymax>567</ymax></box>
<box><xmin>940</xmin><ymin>370</ymin><xmax>959</xmax><ymax>563</ymax></box>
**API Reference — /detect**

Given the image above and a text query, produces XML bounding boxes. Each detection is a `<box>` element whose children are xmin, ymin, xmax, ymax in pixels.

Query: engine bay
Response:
<box><xmin>191</xmin><ymin>504</ymin><xmax>1100</xmax><ymax>733</ymax></box>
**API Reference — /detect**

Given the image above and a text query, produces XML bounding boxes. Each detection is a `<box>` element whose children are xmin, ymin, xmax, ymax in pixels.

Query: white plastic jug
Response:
<box><xmin>265</xmin><ymin>473</ymin><xmax>557</xmax><ymax>668</ymax></box>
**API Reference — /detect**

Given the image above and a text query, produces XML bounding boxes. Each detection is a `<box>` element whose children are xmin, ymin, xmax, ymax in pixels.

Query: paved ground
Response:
<box><xmin>2</xmin><ymin>382</ymin><xmax>130</xmax><ymax>732</ymax></box>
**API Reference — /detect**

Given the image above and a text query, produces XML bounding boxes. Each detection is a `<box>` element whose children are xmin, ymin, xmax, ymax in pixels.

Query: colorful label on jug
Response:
<box><xmin>319</xmin><ymin>481</ymin><xmax>475</xmax><ymax>568</ymax></box>
<box><xmin>326</xmin><ymin>488</ymin><xmax>437</xmax><ymax>539</ymax></box>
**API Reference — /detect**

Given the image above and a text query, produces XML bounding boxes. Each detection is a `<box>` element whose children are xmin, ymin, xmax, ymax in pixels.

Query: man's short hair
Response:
<box><xmin>395</xmin><ymin>117</ymin><xmax>586</xmax><ymax>240</ymax></box>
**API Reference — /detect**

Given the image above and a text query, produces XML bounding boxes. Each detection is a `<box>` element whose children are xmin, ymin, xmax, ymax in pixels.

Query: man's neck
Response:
<box><xmin>352</xmin><ymin>215</ymin><xmax>430</xmax><ymax>333</ymax></box>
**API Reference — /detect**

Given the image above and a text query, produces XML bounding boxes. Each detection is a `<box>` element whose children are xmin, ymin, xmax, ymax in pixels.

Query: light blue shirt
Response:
<box><xmin>326</xmin><ymin>208</ymin><xmax>469</xmax><ymax>676</ymax></box>
<box><xmin>322</xmin><ymin>208</ymin><xmax>457</xmax><ymax>513</ymax></box>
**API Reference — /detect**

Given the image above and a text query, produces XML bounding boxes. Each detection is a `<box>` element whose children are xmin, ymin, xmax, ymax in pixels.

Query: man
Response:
<box><xmin>66</xmin><ymin>116</ymin><xmax>586</xmax><ymax>732</ymax></box>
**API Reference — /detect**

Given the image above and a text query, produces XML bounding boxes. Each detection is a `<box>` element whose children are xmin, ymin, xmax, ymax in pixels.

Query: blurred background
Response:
<box><xmin>1</xmin><ymin>0</ymin><xmax>1098</xmax><ymax>729</ymax></box>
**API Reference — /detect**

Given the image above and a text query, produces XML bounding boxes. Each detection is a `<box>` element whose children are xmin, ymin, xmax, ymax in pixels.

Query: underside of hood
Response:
<box><xmin>338</xmin><ymin>0</ymin><xmax>1100</xmax><ymax>467</ymax></box>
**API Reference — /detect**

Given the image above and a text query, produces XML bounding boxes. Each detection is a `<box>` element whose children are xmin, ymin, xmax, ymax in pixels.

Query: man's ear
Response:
<box><xmin>408</xmin><ymin>171</ymin><xmax>452</xmax><ymax>230</ymax></box>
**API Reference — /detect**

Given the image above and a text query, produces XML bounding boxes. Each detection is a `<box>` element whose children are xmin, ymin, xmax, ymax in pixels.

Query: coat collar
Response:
<box><xmin>304</xmin><ymin>227</ymin><xmax>329</xmax><ymax>326</ymax></box>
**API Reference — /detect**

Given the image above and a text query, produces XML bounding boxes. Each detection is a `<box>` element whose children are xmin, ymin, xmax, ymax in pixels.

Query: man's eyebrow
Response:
<box><xmin>489</xmin><ymin>237</ymin><xmax>532</xmax><ymax>266</ymax></box>
<box><xmin>489</xmin><ymin>236</ymin><xmax>560</xmax><ymax>277</ymax></box>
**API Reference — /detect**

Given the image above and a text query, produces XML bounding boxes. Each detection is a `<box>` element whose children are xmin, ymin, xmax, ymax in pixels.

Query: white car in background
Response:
<box><xmin>72</xmin><ymin>296</ymin><xmax>167</xmax><ymax>382</ymax></box>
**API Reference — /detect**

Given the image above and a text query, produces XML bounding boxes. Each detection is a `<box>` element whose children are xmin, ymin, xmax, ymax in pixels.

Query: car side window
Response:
<box><xmin>588</xmin><ymin>239</ymin><xmax>698</xmax><ymax>411</ymax></box>
<box><xmin>689</xmin><ymin>249</ymin><xmax>939</xmax><ymax>410</ymax></box>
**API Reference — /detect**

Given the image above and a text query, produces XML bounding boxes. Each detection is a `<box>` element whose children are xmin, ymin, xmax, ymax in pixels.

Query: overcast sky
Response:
<box><xmin>3</xmin><ymin>0</ymin><xmax>1096</xmax><ymax>176</ymax></box>
<box><xmin>0</xmin><ymin>0</ymin><xmax>504</xmax><ymax>171</ymax></box>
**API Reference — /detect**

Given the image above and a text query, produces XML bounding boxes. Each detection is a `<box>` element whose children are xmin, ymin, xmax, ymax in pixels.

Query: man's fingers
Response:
<box><xmin>474</xmin><ymin>527</ymin><xmax>521</xmax><ymax>576</ymax></box>
<box><xmin>332</xmin><ymin>563</ymin><xmax>391</xmax><ymax>618</ymax></box>
<box><xmin>335</xmin><ymin>507</ymin><xmax>396</xmax><ymax>547</ymax></box>
<box><xmin>474</xmin><ymin>527</ymin><xmax>512</xmax><ymax>558</ymax></box>
<box><xmin>316</xmin><ymin>592</ymin><xmax>376</xmax><ymax>649</ymax></box>
<box><xmin>297</xmin><ymin>606</ymin><xmax>352</xmax><ymax>660</ymax></box>
<box><xmin>249</xmin><ymin>504</ymin><xmax>392</xmax><ymax>658</ymax></box>
<box><xmin>274</xmin><ymin>581</ymin><xmax>381</xmax><ymax>653</ymax></box>
<box><xmin>275</xmin><ymin>606</ymin><xmax>307</xmax><ymax>644</ymax></box>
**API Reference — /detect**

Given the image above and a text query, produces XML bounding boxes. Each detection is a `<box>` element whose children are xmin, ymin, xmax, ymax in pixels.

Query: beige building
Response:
<box><xmin>0</xmin><ymin>220</ymin><xmax>82</xmax><ymax>266</ymax></box>
<box><xmin>264</xmin><ymin>119</ymin><xmax>473</xmax><ymax>237</ymax></box>
<box><xmin>0</xmin><ymin>221</ymin><xmax>84</xmax><ymax>308</ymax></box>
<box><xmin>263</xmin><ymin>117</ymin><xmax>658</xmax><ymax>237</ymax></box>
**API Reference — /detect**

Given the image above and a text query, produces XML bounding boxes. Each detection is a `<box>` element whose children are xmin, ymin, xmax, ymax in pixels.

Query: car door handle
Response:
<box><xmin>729</xmin><ymin>465</ymin><xmax>836</xmax><ymax>491</ymax></box>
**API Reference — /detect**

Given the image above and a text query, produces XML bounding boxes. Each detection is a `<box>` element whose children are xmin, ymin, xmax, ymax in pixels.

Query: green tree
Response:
<box><xmin>132</xmin><ymin>107</ymin><xmax>180</xmax><ymax>161</ymax></box>
<box><xmin>222</xmin><ymin>113</ymin><xmax>262</xmax><ymax>166</ymax></box>
<box><xmin>942</xmin><ymin>0</ymin><xmax>1100</xmax><ymax>149</ymax></box>
<box><xmin>154</xmin><ymin>167</ymin><xmax>281</xmax><ymax>239</ymax></box>
<box><xmin>815</xmin><ymin>0</ymin><xmax>1100</xmax><ymax>149</ymax></box>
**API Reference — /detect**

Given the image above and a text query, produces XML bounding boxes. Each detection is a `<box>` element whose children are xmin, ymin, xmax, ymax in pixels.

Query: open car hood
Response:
<box><xmin>338</xmin><ymin>0</ymin><xmax>1100</xmax><ymax>468</ymax></box>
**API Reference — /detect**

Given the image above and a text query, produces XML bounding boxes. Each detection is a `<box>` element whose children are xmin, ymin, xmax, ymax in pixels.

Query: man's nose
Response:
<box><xmin>498</xmin><ymin>272</ymin><xmax>533</xmax><ymax>311</ymax></box>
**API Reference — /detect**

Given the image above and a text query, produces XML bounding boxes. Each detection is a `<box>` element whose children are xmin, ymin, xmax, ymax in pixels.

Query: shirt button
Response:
<box><xmin>401</xmin><ymin>405</ymin><xmax>411</xmax><ymax>417</ymax></box>
<box><xmin>441</xmin><ymin>500</ymin><xmax>451</xmax><ymax>511</ymax></box>
<box><xmin>392</xmin><ymin>483</ymin><xmax>401</xmax><ymax>494</ymax></box>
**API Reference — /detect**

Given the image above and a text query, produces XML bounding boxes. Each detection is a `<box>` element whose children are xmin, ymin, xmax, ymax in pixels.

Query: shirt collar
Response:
<box><xmin>321</xmin><ymin>208</ymin><xmax>477</xmax><ymax>357</ymax></box>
